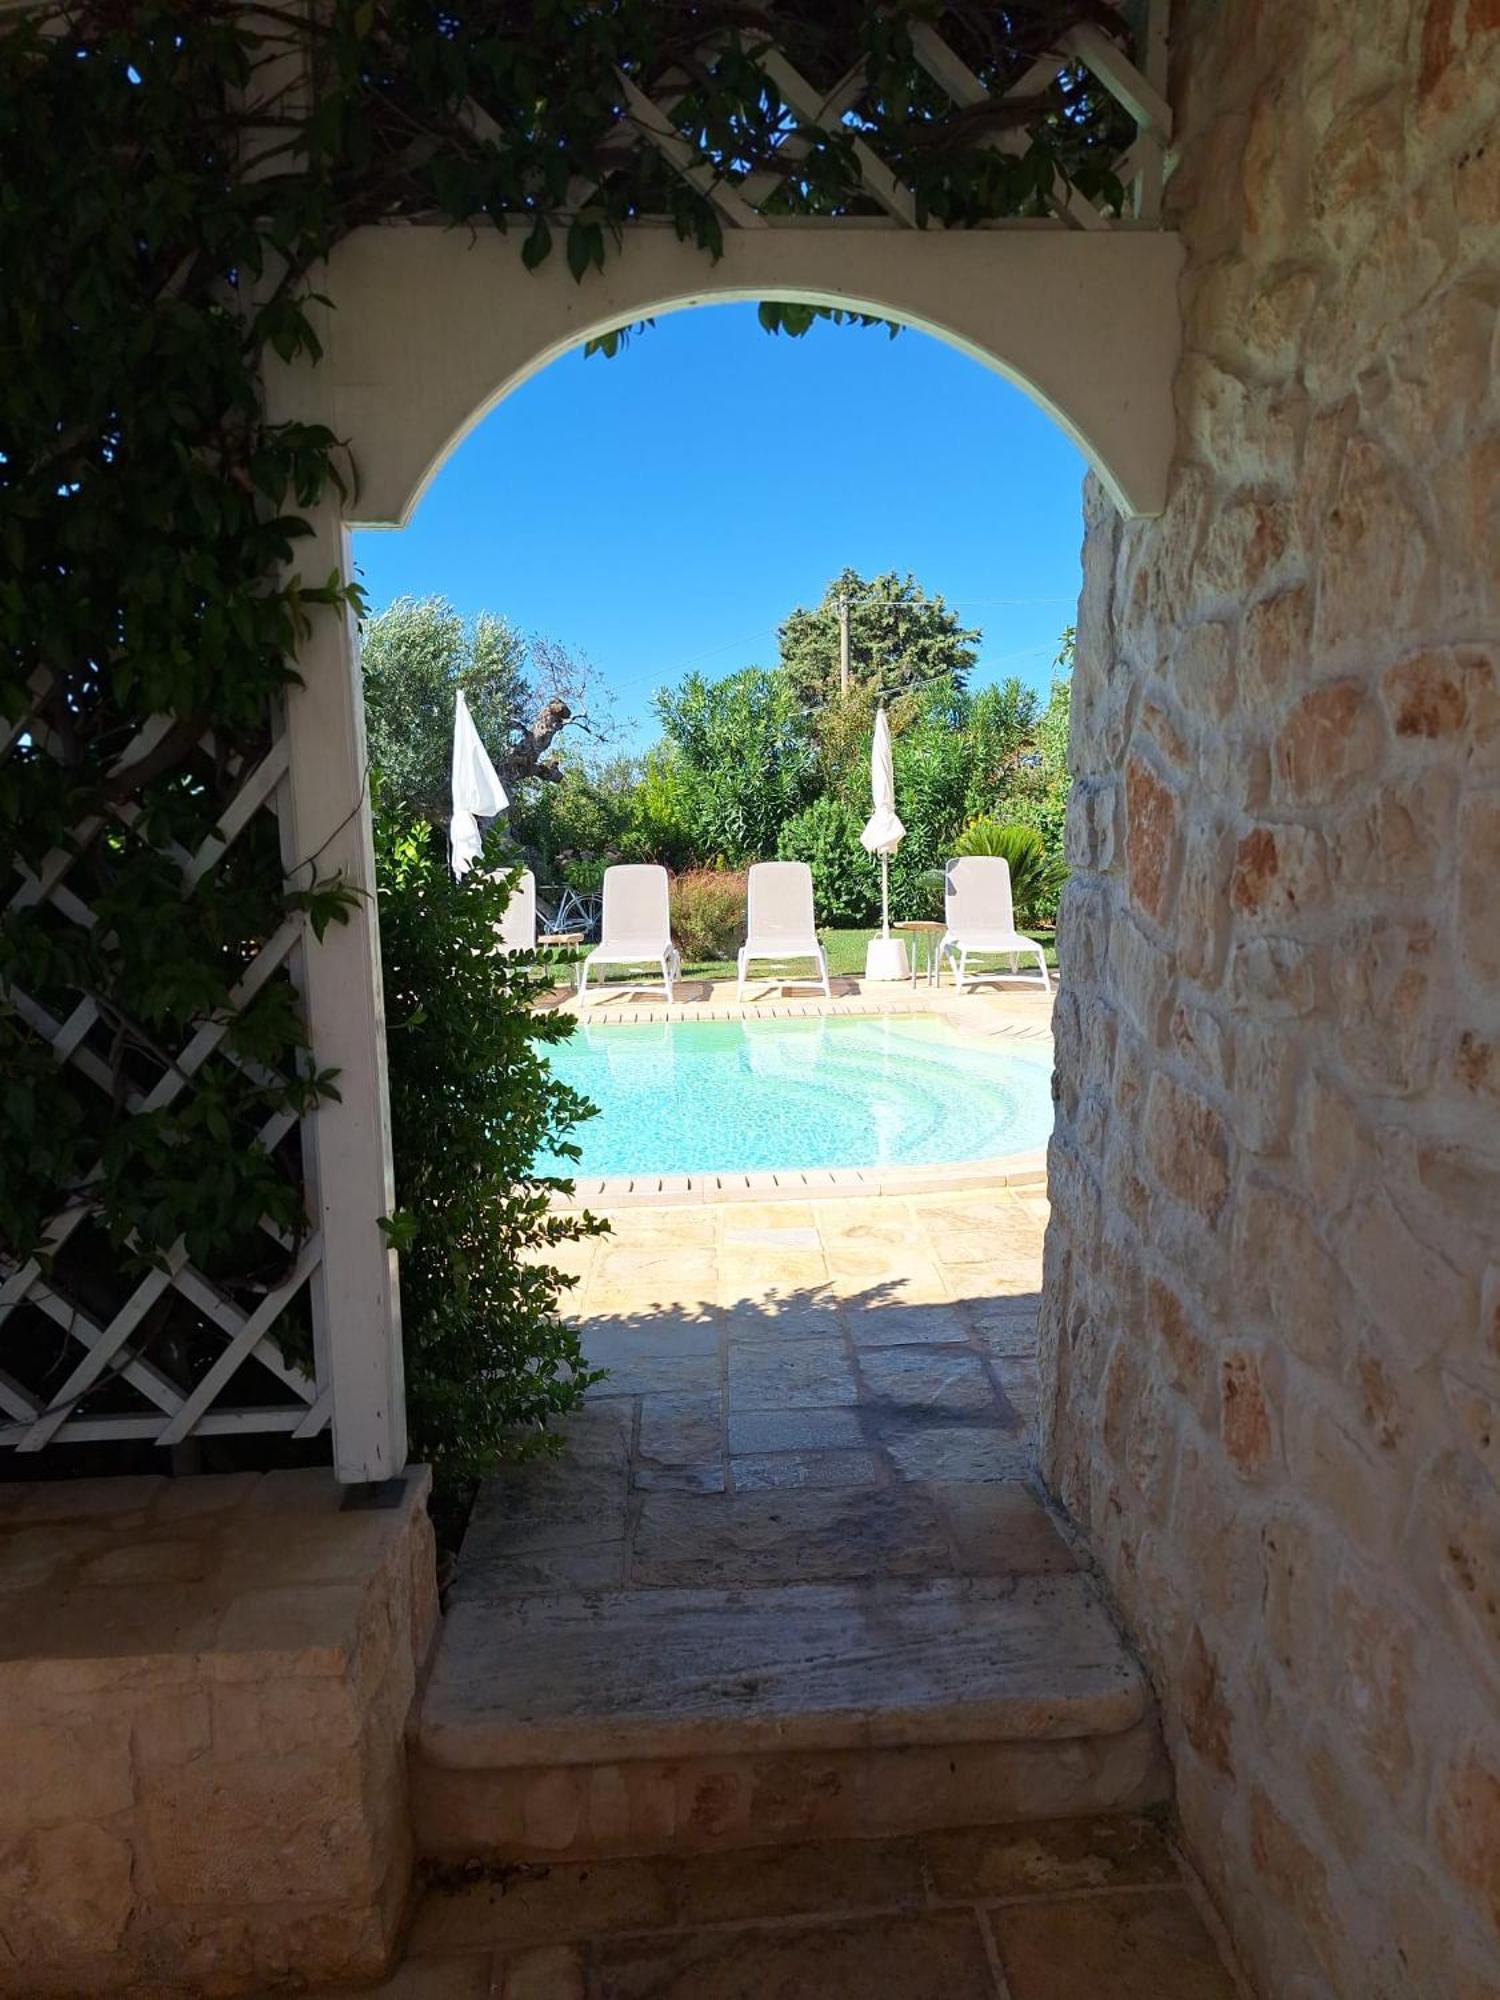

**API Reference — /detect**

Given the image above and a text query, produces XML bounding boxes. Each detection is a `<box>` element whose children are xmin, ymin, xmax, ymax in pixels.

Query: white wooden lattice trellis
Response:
<box><xmin>0</xmin><ymin>669</ymin><xmax>335</xmax><ymax>1456</ymax></box>
<box><xmin>473</xmin><ymin>2</ymin><xmax>1174</xmax><ymax>239</ymax></box>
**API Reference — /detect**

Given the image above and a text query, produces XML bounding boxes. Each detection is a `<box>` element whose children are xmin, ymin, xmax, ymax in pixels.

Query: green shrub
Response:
<box><xmin>777</xmin><ymin>796</ymin><xmax>879</xmax><ymax>925</ymax></box>
<box><xmin>623</xmin><ymin>746</ymin><xmax>698</xmax><ymax>868</ymax></box>
<box><xmin>949</xmin><ymin>819</ymin><xmax>1068</xmax><ymax>926</ymax></box>
<box><xmin>670</xmin><ymin>868</ymin><xmax>747</xmax><ymax>962</ymax></box>
<box><xmin>375</xmin><ymin>803</ymin><xmax>606</xmax><ymax>1484</ymax></box>
<box><xmin>653</xmin><ymin>667</ymin><xmax>815</xmax><ymax>863</ymax></box>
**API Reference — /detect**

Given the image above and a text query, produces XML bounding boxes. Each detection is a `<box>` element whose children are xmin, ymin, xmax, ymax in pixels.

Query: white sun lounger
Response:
<box><xmin>737</xmin><ymin>861</ymin><xmax>831</xmax><ymax>1002</ymax></box>
<box><xmin>937</xmin><ymin>856</ymin><xmax>1051</xmax><ymax>995</ymax></box>
<box><xmin>495</xmin><ymin>868</ymin><xmax>537</xmax><ymax>953</ymax></box>
<box><xmin>578</xmin><ymin>864</ymin><xmax>681</xmax><ymax>1003</ymax></box>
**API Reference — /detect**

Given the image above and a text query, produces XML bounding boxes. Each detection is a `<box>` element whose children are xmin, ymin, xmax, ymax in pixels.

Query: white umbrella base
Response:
<box><xmin>864</xmin><ymin>936</ymin><xmax>911</xmax><ymax>983</ymax></box>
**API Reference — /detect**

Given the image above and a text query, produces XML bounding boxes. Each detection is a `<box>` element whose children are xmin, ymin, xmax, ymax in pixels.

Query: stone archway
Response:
<box><xmin>285</xmin><ymin>222</ymin><xmax>1183</xmax><ymax>527</ymax></box>
<box><xmin>262</xmin><ymin>216</ymin><xmax>1183</xmax><ymax>1481</ymax></box>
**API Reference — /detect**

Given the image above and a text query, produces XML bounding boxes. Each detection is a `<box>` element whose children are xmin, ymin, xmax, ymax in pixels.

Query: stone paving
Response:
<box><xmin>456</xmin><ymin>1185</ymin><xmax>1052</xmax><ymax>1598</ymax></box>
<box><xmin>311</xmin><ymin>1814</ymin><xmax>1242</xmax><ymax>1997</ymax></box>
<box><xmin>340</xmin><ymin>1183</ymin><xmax>1242</xmax><ymax>1997</ymax></box>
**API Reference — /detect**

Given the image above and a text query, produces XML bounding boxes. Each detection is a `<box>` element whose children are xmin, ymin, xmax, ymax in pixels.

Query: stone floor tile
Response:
<box><xmin>963</xmin><ymin>1292</ymin><xmax>1043</xmax><ymax>1332</ymax></box>
<box><xmin>714</xmin><ymin>1202</ymin><xmax>818</xmax><ymax>1233</ymax></box>
<box><xmin>991</xmin><ymin>1360</ymin><xmax>1040</xmax><ymax>1423</ymax></box>
<box><xmin>845</xmin><ymin>1301</ymin><xmax>976</xmax><ymax>1348</ymax></box>
<box><xmin>991</xmin><ymin>1889</ymin><xmax>1239</xmax><ymax>2000</ymax></box>
<box><xmin>630</xmin><ymin>1487</ymin><xmax>949</xmax><ymax>1586</ymax></box>
<box><xmin>926</xmin><ymin>1483</ymin><xmax>1072</xmax><ymax>1572</ymax></box>
<box><xmin>498</xmin><ymin>1943</ymin><xmax>584</xmax><ymax>1999</ymax></box>
<box><xmin>921</xmin><ymin>1814</ymin><xmax>1179</xmax><ymax>1901</ymax></box>
<box><xmin>309</xmin><ymin>1950</ymin><xmax>497</xmax><ymax>1998</ymax></box>
<box><xmin>581</xmin><ymin>1318</ymin><xmax>719</xmax><ymax>1362</ymax></box>
<box><xmin>730</xmin><ymin>1447</ymin><xmax>883</xmax><ymax>1491</ymax></box>
<box><xmin>720</xmin><ymin>1223</ymin><xmax>821</xmax><ymax>1251</ymax></box>
<box><xmin>823</xmin><ymin>1247</ymin><xmax>955</xmax><ymax>1296</ymax></box>
<box><xmin>461</xmin><ymin>1442</ymin><xmax>630</xmax><ymax>1562</ymax></box>
<box><xmin>727</xmin><ymin>1337</ymin><xmax>857</xmax><ymax>1411</ymax></box>
<box><xmin>717</xmin><ymin>1254</ymin><xmax>830</xmax><ymax>1304</ymax></box>
<box><xmin>940</xmin><ymin>1261</ymin><xmax>1044</xmax><ymax>1303</ymax></box>
<box><xmin>632</xmin><ymin>1463</ymin><xmax>726</xmax><ymax>1494</ymax></box>
<box><xmin>637</xmin><ymin>1394</ymin><xmax>723</xmax><ymax>1464</ymax></box>
<box><xmin>971</xmin><ymin>1316</ymin><xmax>1040</xmax><ymax>1360</ymax></box>
<box><xmin>408</xmin><ymin>1859</ymin><xmax>673</xmax><ymax>1953</ymax></box>
<box><xmin>810</xmin><ymin>1196</ymin><xmax>905</xmax><ymax>1234</ymax></box>
<box><xmin>591</xmin><ymin>1910</ymin><xmax>999</xmax><ymax>1999</ymax></box>
<box><xmin>583</xmin><ymin>1291</ymin><xmax>721</xmax><ymax>1324</ymax></box>
<box><xmin>593</xmin><ymin>1246</ymin><xmax>718</xmax><ymax>1291</ymax></box>
<box><xmin>453</xmin><ymin>1546</ymin><xmax>630</xmax><ymax>1600</ymax></box>
<box><xmin>669</xmin><ymin>1834</ymin><xmax>927</xmax><ymax>1925</ymax></box>
<box><xmin>582</xmin><ymin>1353</ymin><xmax>720</xmax><ymax>1400</ymax></box>
<box><xmin>907</xmin><ymin>1194</ymin><xmax>1025</xmax><ymax>1243</ymax></box>
<box><xmin>882</xmin><ymin>1427</ymin><xmax>1028</xmax><ymax>1484</ymax></box>
<box><xmin>857</xmin><ymin>1347</ymin><xmax>1000</xmax><ymax>1417</ymax></box>
<box><xmin>726</xmin><ymin>1407</ymin><xmax>867</xmax><ymax>1454</ymax></box>
<box><xmin>606</xmin><ymin>1209</ymin><xmax>719</xmax><ymax>1247</ymax></box>
<box><xmin>719</xmin><ymin>1300</ymin><xmax>847</xmax><ymax>1342</ymax></box>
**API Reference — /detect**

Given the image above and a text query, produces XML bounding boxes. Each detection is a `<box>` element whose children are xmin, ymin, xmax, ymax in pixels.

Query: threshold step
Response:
<box><xmin>412</xmin><ymin>1576</ymin><xmax>1167</xmax><ymax>1861</ymax></box>
<box><xmin>420</xmin><ymin>1575</ymin><xmax>1146</xmax><ymax>1767</ymax></box>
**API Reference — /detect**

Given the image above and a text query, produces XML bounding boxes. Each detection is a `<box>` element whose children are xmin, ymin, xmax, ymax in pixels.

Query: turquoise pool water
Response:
<box><xmin>539</xmin><ymin>1014</ymin><xmax>1054</xmax><ymax>1180</ymax></box>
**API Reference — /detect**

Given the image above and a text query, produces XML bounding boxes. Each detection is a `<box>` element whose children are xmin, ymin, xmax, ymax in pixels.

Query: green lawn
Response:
<box><xmin>681</xmin><ymin>925</ymin><xmax>1059</xmax><ymax>983</ymax></box>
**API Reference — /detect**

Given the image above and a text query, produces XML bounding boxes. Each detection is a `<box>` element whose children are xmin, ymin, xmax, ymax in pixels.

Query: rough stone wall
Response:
<box><xmin>1040</xmin><ymin>2</ymin><xmax>1500</xmax><ymax>1994</ymax></box>
<box><xmin>0</xmin><ymin>1468</ymin><xmax>438</xmax><ymax>1997</ymax></box>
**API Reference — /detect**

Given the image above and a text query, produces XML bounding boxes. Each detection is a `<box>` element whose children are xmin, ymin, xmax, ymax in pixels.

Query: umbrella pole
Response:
<box><xmin>881</xmin><ymin>853</ymin><xmax>890</xmax><ymax>940</ymax></box>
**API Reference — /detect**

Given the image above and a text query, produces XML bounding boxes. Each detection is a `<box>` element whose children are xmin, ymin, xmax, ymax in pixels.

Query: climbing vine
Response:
<box><xmin>0</xmin><ymin>1</ymin><xmax>1132</xmax><ymax>1410</ymax></box>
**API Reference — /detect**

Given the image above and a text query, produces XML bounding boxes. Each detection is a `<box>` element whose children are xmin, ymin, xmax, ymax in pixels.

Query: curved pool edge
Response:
<box><xmin>543</xmin><ymin>1011</ymin><xmax>1055</xmax><ymax>1211</ymax></box>
<box><xmin>550</xmin><ymin>1145</ymin><xmax>1050</xmax><ymax>1211</ymax></box>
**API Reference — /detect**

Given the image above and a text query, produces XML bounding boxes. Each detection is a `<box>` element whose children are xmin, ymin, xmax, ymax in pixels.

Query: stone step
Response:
<box><xmin>412</xmin><ymin>1575</ymin><xmax>1167</xmax><ymax>1862</ymax></box>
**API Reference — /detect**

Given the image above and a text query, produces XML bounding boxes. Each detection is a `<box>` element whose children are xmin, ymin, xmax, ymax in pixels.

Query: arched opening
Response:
<box><xmin>350</xmin><ymin>288</ymin><xmax>1158</xmax><ymax>1853</ymax></box>
<box><xmin>286</xmin><ymin>222</ymin><xmax>1182</xmax><ymax>530</ymax></box>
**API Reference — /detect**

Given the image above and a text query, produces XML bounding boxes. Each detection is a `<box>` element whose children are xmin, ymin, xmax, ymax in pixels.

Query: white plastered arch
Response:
<box><xmin>280</xmin><ymin>222</ymin><xmax>1183</xmax><ymax>524</ymax></box>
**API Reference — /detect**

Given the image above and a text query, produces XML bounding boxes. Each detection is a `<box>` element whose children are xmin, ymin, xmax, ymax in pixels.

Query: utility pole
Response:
<box><xmin>837</xmin><ymin>590</ymin><xmax>851</xmax><ymax>697</ymax></box>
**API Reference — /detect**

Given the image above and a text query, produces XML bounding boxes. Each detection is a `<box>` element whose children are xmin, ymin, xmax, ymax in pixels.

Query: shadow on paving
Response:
<box><xmin>454</xmin><ymin>1283</ymin><xmax>1061</xmax><ymax>1600</ymax></box>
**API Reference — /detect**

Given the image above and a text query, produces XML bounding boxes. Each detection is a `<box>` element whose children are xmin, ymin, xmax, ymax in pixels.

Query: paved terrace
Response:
<box><xmin>468</xmin><ymin>1183</ymin><xmax>1052</xmax><ymax>1590</ymax></box>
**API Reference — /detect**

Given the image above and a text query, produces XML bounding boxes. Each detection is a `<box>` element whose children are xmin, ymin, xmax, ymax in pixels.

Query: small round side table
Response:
<box><xmin>893</xmin><ymin>920</ymin><xmax>946</xmax><ymax>989</ymax></box>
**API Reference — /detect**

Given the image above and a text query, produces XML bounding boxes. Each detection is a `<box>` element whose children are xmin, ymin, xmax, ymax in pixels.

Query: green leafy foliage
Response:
<box><xmin>362</xmin><ymin>594</ymin><xmax>599</xmax><ymax>830</ymax></box>
<box><xmin>652</xmin><ymin>668</ymin><xmax>816</xmax><ymax>865</ymax></box>
<box><xmin>777</xmin><ymin>797</ymin><xmax>879</xmax><ymax>927</ymax></box>
<box><xmin>949</xmin><ymin>820</ymin><xmax>1068</xmax><ymax>927</ymax></box>
<box><xmin>363</xmin><ymin>597</ymin><xmax>530</xmax><ymax>827</ymax></box>
<box><xmin>779</xmin><ymin>569</ymin><xmax>982</xmax><ymax>709</ymax></box>
<box><xmin>374</xmin><ymin>804</ymin><xmax>605</xmax><ymax>1478</ymax></box>
<box><xmin>0</xmin><ymin>5</ymin><xmax>359</xmax><ymax>1293</ymax></box>
<box><xmin>669</xmin><ymin>869</ymin><xmax>747</xmax><ymax>962</ymax></box>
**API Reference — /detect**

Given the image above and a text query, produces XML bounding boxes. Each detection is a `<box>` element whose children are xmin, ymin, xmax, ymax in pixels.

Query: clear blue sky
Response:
<box><xmin>352</xmin><ymin>302</ymin><xmax>1087</xmax><ymax>752</ymax></box>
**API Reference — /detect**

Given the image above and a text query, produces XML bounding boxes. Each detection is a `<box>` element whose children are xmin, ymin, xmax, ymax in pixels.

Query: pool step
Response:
<box><xmin>410</xmin><ymin>1574</ymin><xmax>1167</xmax><ymax>1862</ymax></box>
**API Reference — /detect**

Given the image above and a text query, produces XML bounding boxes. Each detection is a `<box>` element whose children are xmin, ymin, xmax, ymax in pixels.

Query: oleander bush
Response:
<box><xmin>670</xmin><ymin>868</ymin><xmax>748</xmax><ymax>963</ymax></box>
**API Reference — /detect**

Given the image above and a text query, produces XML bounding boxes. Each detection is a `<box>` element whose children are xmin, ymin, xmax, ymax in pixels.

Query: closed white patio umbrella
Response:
<box><xmin>449</xmin><ymin>689</ymin><xmax>509</xmax><ymax>878</ymax></box>
<box><xmin>860</xmin><ymin>706</ymin><xmax>909</xmax><ymax>981</ymax></box>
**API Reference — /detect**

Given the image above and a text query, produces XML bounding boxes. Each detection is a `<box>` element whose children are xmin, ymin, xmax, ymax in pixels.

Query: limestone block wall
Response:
<box><xmin>1040</xmin><ymin>1</ymin><xmax>1500</xmax><ymax>1994</ymax></box>
<box><xmin>0</xmin><ymin>1469</ymin><xmax>438</xmax><ymax>1997</ymax></box>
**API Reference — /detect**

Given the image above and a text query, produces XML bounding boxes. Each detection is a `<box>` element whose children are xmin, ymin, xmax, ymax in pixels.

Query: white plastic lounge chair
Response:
<box><xmin>937</xmin><ymin>857</ymin><xmax>1051</xmax><ymax>996</ymax></box>
<box><xmin>495</xmin><ymin>868</ymin><xmax>537</xmax><ymax>954</ymax></box>
<box><xmin>577</xmin><ymin>864</ymin><xmax>681</xmax><ymax>1002</ymax></box>
<box><xmin>737</xmin><ymin>861</ymin><xmax>831</xmax><ymax>1002</ymax></box>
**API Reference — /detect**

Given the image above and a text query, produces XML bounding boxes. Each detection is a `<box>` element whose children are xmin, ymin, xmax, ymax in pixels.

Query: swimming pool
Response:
<box><xmin>539</xmin><ymin>1014</ymin><xmax>1054</xmax><ymax>1180</ymax></box>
